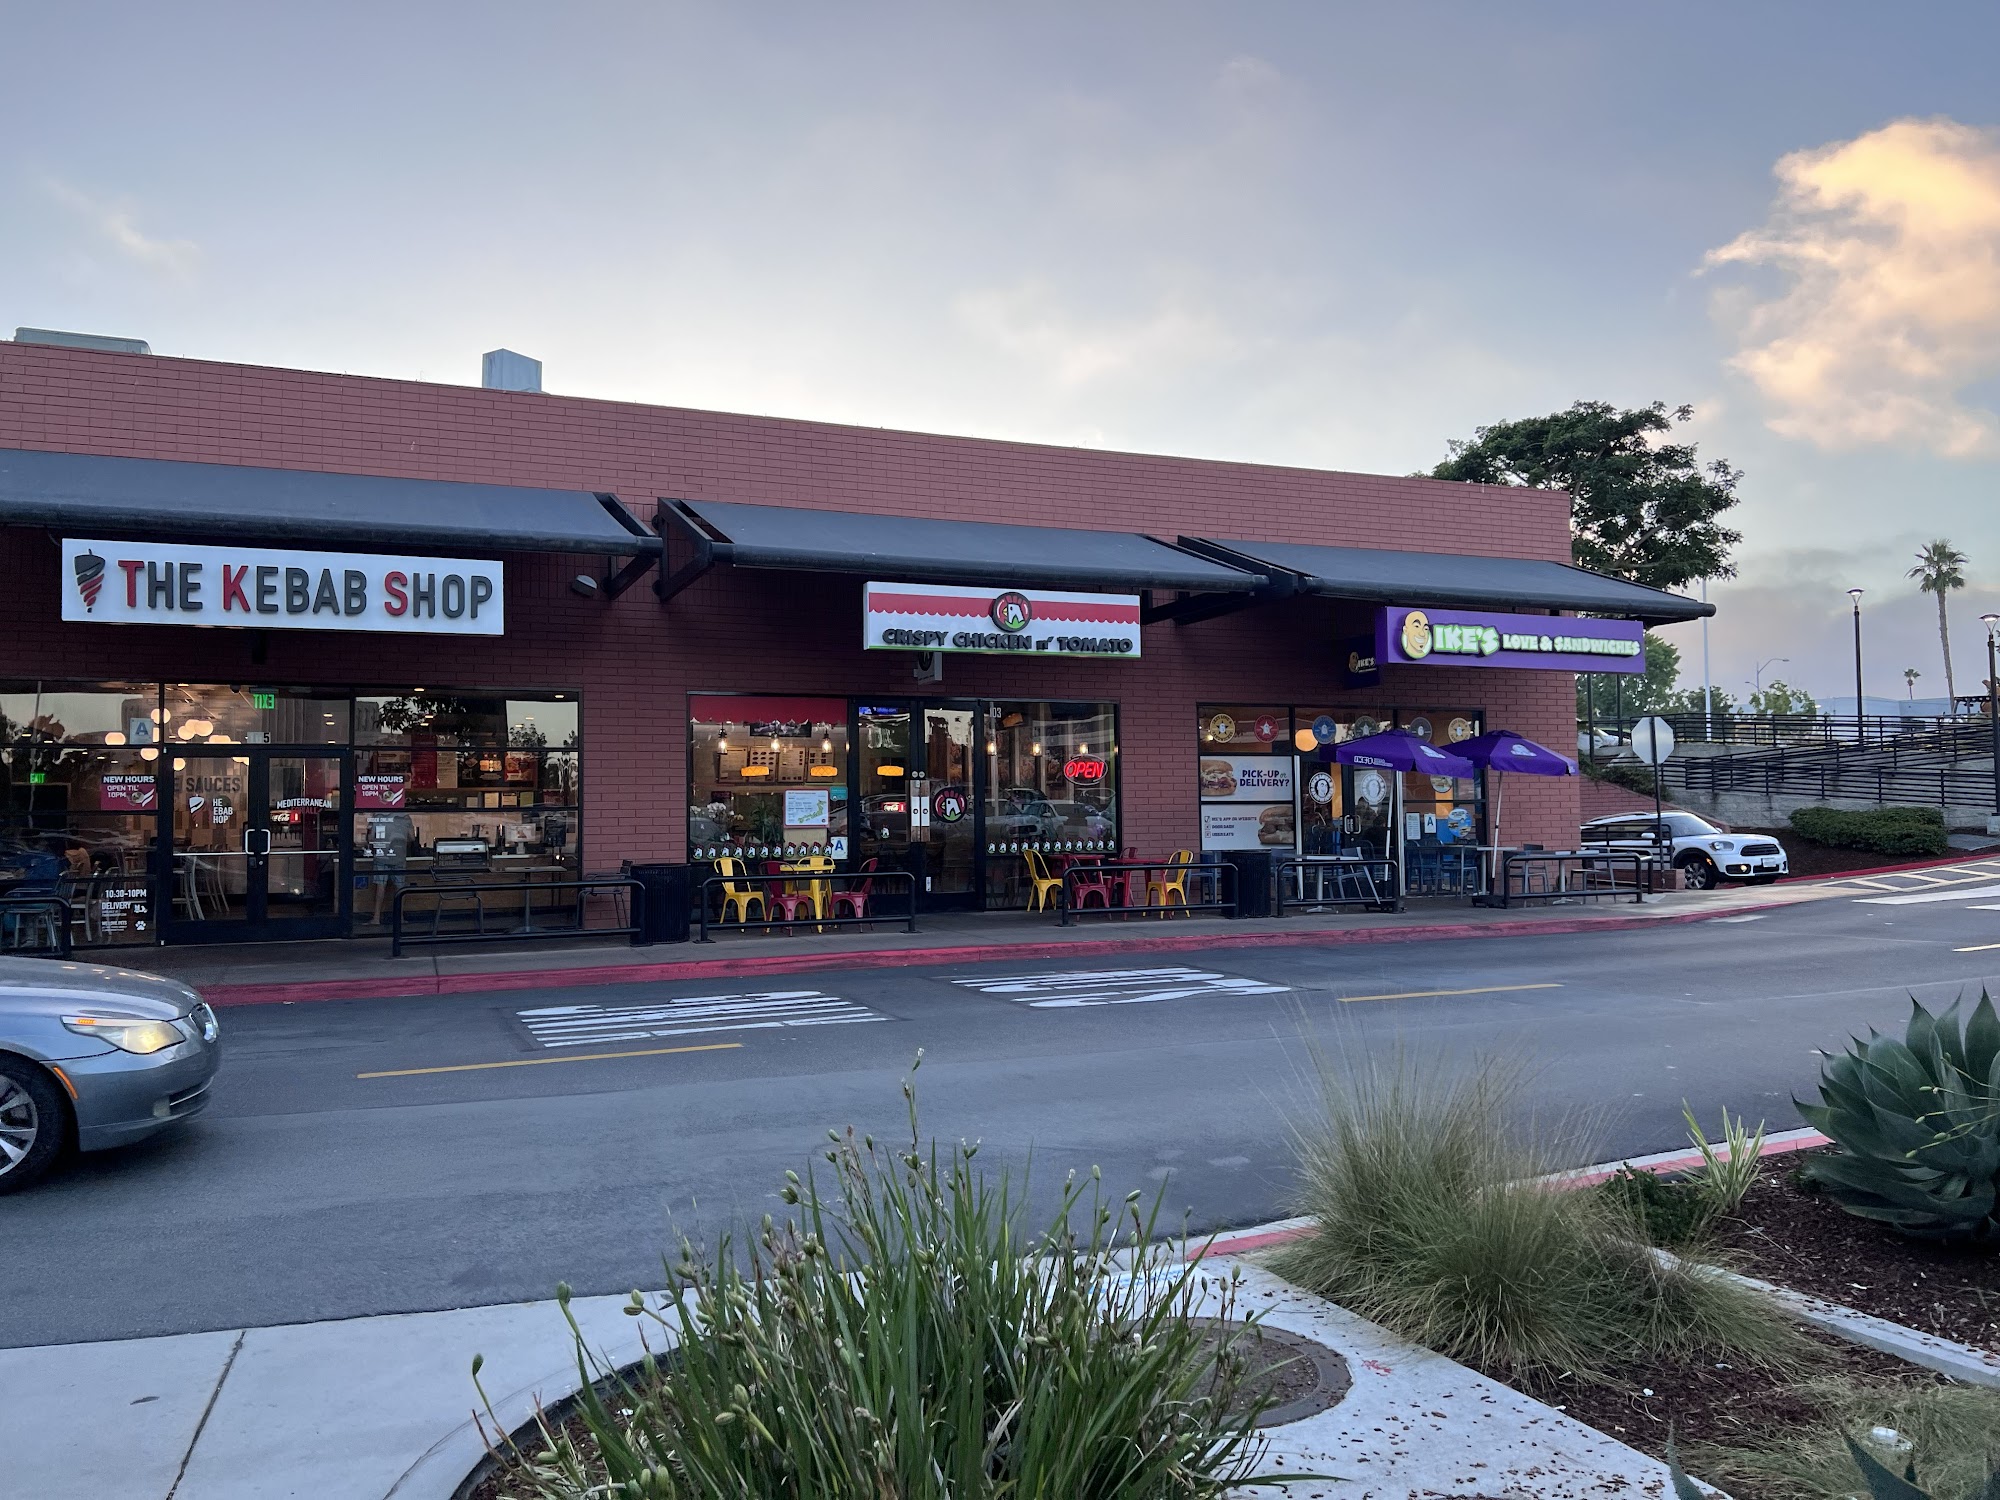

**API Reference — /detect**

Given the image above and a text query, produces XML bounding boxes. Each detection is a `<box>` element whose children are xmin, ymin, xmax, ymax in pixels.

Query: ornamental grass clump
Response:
<box><xmin>1798</xmin><ymin>993</ymin><xmax>2000</xmax><ymax>1242</ymax></box>
<box><xmin>481</xmin><ymin>1056</ymin><xmax>1299</xmax><ymax>1500</ymax></box>
<box><xmin>1273</xmin><ymin>1054</ymin><xmax>1799</xmax><ymax>1384</ymax></box>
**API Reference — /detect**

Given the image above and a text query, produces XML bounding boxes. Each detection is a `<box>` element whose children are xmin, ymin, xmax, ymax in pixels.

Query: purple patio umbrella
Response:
<box><xmin>1455</xmin><ymin>730</ymin><xmax>1577</xmax><ymax>885</ymax></box>
<box><xmin>1333</xmin><ymin>730</ymin><xmax>1478</xmax><ymax>893</ymax></box>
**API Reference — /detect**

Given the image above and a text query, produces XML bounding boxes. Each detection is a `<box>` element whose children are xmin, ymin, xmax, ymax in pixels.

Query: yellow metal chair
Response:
<box><xmin>1021</xmin><ymin>849</ymin><xmax>1065</xmax><ymax>912</ymax></box>
<box><xmin>713</xmin><ymin>856</ymin><xmax>768</xmax><ymax>925</ymax></box>
<box><xmin>1146</xmin><ymin>850</ymin><xmax>1194</xmax><ymax>912</ymax></box>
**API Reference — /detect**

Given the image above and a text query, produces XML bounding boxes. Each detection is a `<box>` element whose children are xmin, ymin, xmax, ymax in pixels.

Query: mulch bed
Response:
<box><xmin>1711</xmin><ymin>1152</ymin><xmax>2000</xmax><ymax>1351</ymax></box>
<box><xmin>1486</xmin><ymin>1328</ymin><xmax>1923</xmax><ymax>1473</ymax></box>
<box><xmin>1732</xmin><ymin>830</ymin><xmax>1957</xmax><ymax>879</ymax></box>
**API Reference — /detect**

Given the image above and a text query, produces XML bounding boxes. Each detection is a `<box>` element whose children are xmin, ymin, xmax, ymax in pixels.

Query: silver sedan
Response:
<box><xmin>0</xmin><ymin>955</ymin><xmax>220</xmax><ymax>1193</ymax></box>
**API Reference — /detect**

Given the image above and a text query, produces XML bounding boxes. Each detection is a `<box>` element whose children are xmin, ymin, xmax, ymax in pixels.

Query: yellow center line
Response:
<box><xmin>1954</xmin><ymin>943</ymin><xmax>2000</xmax><ymax>953</ymax></box>
<box><xmin>1337</xmin><ymin>982</ymin><xmax>1562</xmax><ymax>1004</ymax></box>
<box><xmin>357</xmin><ymin>1042</ymin><xmax>743</xmax><ymax>1079</ymax></box>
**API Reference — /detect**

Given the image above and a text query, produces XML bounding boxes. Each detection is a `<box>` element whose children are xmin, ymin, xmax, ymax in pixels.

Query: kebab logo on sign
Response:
<box><xmin>989</xmin><ymin>591</ymin><xmax>1033</xmax><ymax>633</ymax></box>
<box><xmin>59</xmin><ymin>539</ymin><xmax>504</xmax><ymax>636</ymax></box>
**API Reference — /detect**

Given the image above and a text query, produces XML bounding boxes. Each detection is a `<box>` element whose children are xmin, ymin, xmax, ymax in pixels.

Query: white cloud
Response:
<box><xmin>1704</xmin><ymin>116</ymin><xmax>2000</xmax><ymax>457</ymax></box>
<box><xmin>44</xmin><ymin>178</ymin><xmax>201</xmax><ymax>278</ymax></box>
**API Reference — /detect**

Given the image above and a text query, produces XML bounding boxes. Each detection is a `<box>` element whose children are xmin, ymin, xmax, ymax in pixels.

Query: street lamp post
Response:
<box><xmin>1848</xmin><ymin>588</ymin><xmax>1866</xmax><ymax>744</ymax></box>
<box><xmin>1983</xmin><ymin>613</ymin><xmax>2000</xmax><ymax>827</ymax></box>
<box><xmin>1751</xmin><ymin>656</ymin><xmax>1790</xmax><ymax>698</ymax></box>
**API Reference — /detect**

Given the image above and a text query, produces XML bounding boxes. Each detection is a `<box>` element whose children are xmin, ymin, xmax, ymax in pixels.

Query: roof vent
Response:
<box><xmin>482</xmin><ymin>348</ymin><xmax>542</xmax><ymax>393</ymax></box>
<box><xmin>14</xmin><ymin>327</ymin><xmax>151</xmax><ymax>355</ymax></box>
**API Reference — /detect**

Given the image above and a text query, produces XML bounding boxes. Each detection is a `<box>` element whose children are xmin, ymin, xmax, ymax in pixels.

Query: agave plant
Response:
<box><xmin>1796</xmin><ymin>993</ymin><xmax>2000</xmax><ymax>1242</ymax></box>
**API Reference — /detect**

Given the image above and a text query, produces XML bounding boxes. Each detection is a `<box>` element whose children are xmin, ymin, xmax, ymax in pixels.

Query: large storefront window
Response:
<box><xmin>1195</xmin><ymin>704</ymin><xmax>1484</xmax><ymax>875</ymax></box>
<box><xmin>0</xmin><ymin>680</ymin><xmax>583</xmax><ymax>946</ymax></box>
<box><xmin>688</xmin><ymin>696</ymin><xmax>850</xmax><ymax>861</ymax></box>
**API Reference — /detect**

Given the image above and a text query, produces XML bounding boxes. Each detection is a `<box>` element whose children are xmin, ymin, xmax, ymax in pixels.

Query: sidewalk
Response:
<box><xmin>125</xmin><ymin>883</ymin><xmax>1823</xmax><ymax>1007</ymax></box>
<box><xmin>0</xmin><ymin>1241</ymin><xmax>1692</xmax><ymax>1500</ymax></box>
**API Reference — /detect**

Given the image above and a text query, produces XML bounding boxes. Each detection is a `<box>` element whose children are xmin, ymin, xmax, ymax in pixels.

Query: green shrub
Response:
<box><xmin>1601</xmin><ymin>1166</ymin><xmax>1715</xmax><ymax>1249</ymax></box>
<box><xmin>1588</xmin><ymin>758</ymin><xmax>1660</xmax><ymax>795</ymax></box>
<box><xmin>1682</xmin><ymin>1377</ymin><xmax>2000</xmax><ymax>1500</ymax></box>
<box><xmin>1273</xmin><ymin>1054</ymin><xmax>1800</xmax><ymax>1383</ymax></box>
<box><xmin>1789</xmin><ymin>805</ymin><xmax>1949</xmax><ymax>857</ymax></box>
<box><xmin>1796</xmin><ymin>993</ymin><xmax>2000</xmax><ymax>1242</ymax></box>
<box><xmin>1682</xmin><ymin>1101</ymin><xmax>1768</xmax><ymax>1216</ymax></box>
<box><xmin>482</xmin><ymin>1059</ymin><xmax>1297</xmax><ymax>1499</ymax></box>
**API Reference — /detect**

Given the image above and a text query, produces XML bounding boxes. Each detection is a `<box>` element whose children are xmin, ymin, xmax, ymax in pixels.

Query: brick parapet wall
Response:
<box><xmin>0</xmin><ymin>343</ymin><xmax>1586</xmax><ymax>861</ymax></box>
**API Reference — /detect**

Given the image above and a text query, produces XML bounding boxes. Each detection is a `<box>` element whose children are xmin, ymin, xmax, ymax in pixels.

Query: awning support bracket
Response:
<box><xmin>654</xmin><ymin>499</ymin><xmax>719</xmax><ymax>603</ymax></box>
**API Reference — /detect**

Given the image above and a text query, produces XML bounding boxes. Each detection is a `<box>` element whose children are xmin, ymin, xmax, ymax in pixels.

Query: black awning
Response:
<box><xmin>0</xmin><ymin>448</ymin><xmax>660</xmax><ymax>556</ymax></box>
<box><xmin>667</xmin><ymin>499</ymin><xmax>1264</xmax><ymax>593</ymax></box>
<box><xmin>1181</xmin><ymin>537</ymin><xmax>1712</xmax><ymax>624</ymax></box>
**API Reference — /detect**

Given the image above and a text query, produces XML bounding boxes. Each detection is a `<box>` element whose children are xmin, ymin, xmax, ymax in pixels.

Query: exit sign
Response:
<box><xmin>28</xmin><ymin>772</ymin><xmax>46</xmax><ymax>785</ymax></box>
<box><xmin>251</xmin><ymin>691</ymin><xmax>277</xmax><ymax>710</ymax></box>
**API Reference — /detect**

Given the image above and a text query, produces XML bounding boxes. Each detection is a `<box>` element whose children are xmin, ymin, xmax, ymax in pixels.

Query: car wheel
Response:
<box><xmin>1677</xmin><ymin>856</ymin><xmax>1720</xmax><ymax>891</ymax></box>
<box><xmin>0</xmin><ymin>1058</ymin><xmax>68</xmax><ymax>1194</ymax></box>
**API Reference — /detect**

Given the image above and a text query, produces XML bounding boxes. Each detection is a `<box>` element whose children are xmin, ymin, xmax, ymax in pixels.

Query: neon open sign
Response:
<box><xmin>1063</xmin><ymin>757</ymin><xmax>1107</xmax><ymax>784</ymax></box>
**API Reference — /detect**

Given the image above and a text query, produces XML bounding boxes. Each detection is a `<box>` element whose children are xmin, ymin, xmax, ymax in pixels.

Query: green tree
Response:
<box><xmin>1577</xmin><ymin>631</ymin><xmax>1682</xmax><ymax>718</ymax></box>
<box><xmin>1430</xmin><ymin>401</ymin><xmax>1743</xmax><ymax>590</ymax></box>
<box><xmin>1747</xmin><ymin>680</ymin><xmax>1815</xmax><ymax>716</ymax></box>
<box><xmin>1907</xmin><ymin>539</ymin><xmax>1968</xmax><ymax>706</ymax></box>
<box><xmin>1904</xmin><ymin>666</ymin><xmax>1922</xmax><ymax>700</ymax></box>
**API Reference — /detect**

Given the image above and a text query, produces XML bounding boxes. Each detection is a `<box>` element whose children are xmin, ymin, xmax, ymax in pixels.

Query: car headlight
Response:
<box><xmin>191</xmin><ymin>1003</ymin><xmax>219</xmax><ymax>1044</ymax></box>
<box><xmin>1710</xmin><ymin>840</ymin><xmax>1734</xmax><ymax>851</ymax></box>
<box><xmin>62</xmin><ymin>1014</ymin><xmax>185</xmax><ymax>1055</ymax></box>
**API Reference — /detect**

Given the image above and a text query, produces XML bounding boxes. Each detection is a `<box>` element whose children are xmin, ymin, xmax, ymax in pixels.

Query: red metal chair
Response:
<box><xmin>1067</xmin><ymin>856</ymin><xmax>1116</xmax><ymax>910</ymax></box>
<box><xmin>830</xmin><ymin>857</ymin><xmax>879</xmax><ymax>920</ymax></box>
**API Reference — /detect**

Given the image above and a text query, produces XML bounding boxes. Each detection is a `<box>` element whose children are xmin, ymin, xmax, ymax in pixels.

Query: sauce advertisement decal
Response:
<box><xmin>62</xmin><ymin>539</ymin><xmax>504</xmax><ymax>636</ymax></box>
<box><xmin>865</xmin><ymin>581</ymin><xmax>1141</xmax><ymax>658</ymax></box>
<box><xmin>1374</xmin><ymin>606</ymin><xmax>1643</xmax><ymax>674</ymax></box>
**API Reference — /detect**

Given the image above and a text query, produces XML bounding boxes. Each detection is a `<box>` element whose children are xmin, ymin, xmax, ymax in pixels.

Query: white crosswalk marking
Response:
<box><xmin>1855</xmin><ymin>883</ymin><xmax>2000</xmax><ymax>906</ymax></box>
<box><xmin>948</xmin><ymin>966</ymin><xmax>1290</xmax><ymax>1009</ymax></box>
<box><xmin>516</xmin><ymin>991</ymin><xmax>886</xmax><ymax>1048</ymax></box>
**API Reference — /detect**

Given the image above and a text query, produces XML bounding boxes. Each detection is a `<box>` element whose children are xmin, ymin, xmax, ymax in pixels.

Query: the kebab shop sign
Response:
<box><xmin>62</xmin><ymin>540</ymin><xmax>504</xmax><ymax>636</ymax></box>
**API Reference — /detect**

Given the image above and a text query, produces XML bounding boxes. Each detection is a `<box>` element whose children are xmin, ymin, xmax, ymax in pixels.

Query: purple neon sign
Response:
<box><xmin>1374</xmin><ymin>606</ymin><xmax>1644</xmax><ymax>675</ymax></box>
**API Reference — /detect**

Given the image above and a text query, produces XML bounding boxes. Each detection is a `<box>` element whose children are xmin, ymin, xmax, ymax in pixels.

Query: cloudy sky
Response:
<box><xmin>6</xmin><ymin>2</ymin><xmax>2000</xmax><ymax>706</ymax></box>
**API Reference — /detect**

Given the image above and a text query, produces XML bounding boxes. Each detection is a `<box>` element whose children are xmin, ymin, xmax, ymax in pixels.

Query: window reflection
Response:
<box><xmin>688</xmin><ymin>696</ymin><xmax>849</xmax><ymax>862</ymax></box>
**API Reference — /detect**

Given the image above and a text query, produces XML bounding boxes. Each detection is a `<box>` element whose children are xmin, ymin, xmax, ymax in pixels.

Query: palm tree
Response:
<box><xmin>1905</xmin><ymin>667</ymin><xmax>1921</xmax><ymax>700</ymax></box>
<box><xmin>1908</xmin><ymin>539</ymin><xmax>1969</xmax><ymax>709</ymax></box>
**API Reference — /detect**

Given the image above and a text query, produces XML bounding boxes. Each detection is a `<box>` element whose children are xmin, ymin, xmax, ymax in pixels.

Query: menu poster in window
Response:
<box><xmin>1201</xmin><ymin>805</ymin><xmax>1296</xmax><ymax>851</ymax></box>
<box><xmin>356</xmin><ymin>775</ymin><xmax>407</xmax><ymax>810</ymax></box>
<box><xmin>504</xmin><ymin>752</ymin><xmax>536</xmax><ymax>782</ymax></box>
<box><xmin>1197</xmin><ymin>756</ymin><xmax>1295</xmax><ymax>803</ymax></box>
<box><xmin>100</xmin><ymin>774</ymin><xmax>158</xmax><ymax>811</ymax></box>
<box><xmin>784</xmin><ymin>789</ymin><xmax>830</xmax><ymax>828</ymax></box>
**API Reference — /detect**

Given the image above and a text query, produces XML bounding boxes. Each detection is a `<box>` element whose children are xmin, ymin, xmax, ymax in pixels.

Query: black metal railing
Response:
<box><xmin>1496</xmin><ymin>850</ymin><xmax>1651</xmax><ymax>906</ymax></box>
<box><xmin>1056</xmin><ymin>861</ymin><xmax>1235</xmax><ymax>923</ymax></box>
<box><xmin>1273</xmin><ymin>856</ymin><xmax>1400</xmax><ymax>915</ymax></box>
<box><xmin>1587</xmin><ymin>711</ymin><xmax>1995</xmax><ymax>754</ymax></box>
<box><xmin>391</xmin><ymin>878</ymin><xmax>645</xmax><ymax>958</ymax></box>
<box><xmin>0</xmin><ymin>894</ymin><xmax>74</xmax><ymax>957</ymax></box>
<box><xmin>695</xmin><ymin>871</ymin><xmax>917</xmax><ymax>942</ymax></box>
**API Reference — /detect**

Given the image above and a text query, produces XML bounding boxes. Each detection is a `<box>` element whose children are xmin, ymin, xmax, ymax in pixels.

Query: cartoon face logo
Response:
<box><xmin>990</xmin><ymin>592</ymin><xmax>1033</xmax><ymax>632</ymax></box>
<box><xmin>74</xmin><ymin>551</ymin><xmax>106</xmax><ymax>611</ymax></box>
<box><xmin>1400</xmin><ymin>609</ymin><xmax>1432</xmax><ymax>659</ymax></box>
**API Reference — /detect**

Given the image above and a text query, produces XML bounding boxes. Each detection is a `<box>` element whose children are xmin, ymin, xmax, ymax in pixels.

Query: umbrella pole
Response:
<box><xmin>1489</xmin><ymin>774</ymin><xmax>1505</xmax><ymax>895</ymax></box>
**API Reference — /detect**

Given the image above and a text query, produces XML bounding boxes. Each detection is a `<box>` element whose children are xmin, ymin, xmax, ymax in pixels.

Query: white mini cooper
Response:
<box><xmin>1580</xmin><ymin>812</ymin><xmax>1788</xmax><ymax>889</ymax></box>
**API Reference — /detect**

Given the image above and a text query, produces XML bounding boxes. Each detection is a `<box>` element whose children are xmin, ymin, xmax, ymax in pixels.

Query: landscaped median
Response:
<box><xmin>438</xmin><ymin>1000</ymin><xmax>2000</xmax><ymax>1500</ymax></box>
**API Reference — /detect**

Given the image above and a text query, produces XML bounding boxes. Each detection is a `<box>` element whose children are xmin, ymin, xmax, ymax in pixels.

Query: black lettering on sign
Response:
<box><xmin>411</xmin><ymin>573</ymin><xmax>435</xmax><ymax>618</ymax></box>
<box><xmin>179</xmin><ymin>562</ymin><xmax>203</xmax><ymax>612</ymax></box>
<box><xmin>312</xmin><ymin>568</ymin><xmax>341</xmax><ymax>615</ymax></box>
<box><xmin>148</xmin><ymin>562</ymin><xmax>175</xmax><ymax>609</ymax></box>
<box><xmin>256</xmin><ymin>566</ymin><xmax>279</xmax><ymax>615</ymax></box>
<box><xmin>285</xmin><ymin>567</ymin><xmax>310</xmax><ymax>613</ymax></box>
<box><xmin>468</xmin><ymin>574</ymin><xmax>492</xmax><ymax>618</ymax></box>
<box><xmin>344</xmin><ymin>570</ymin><xmax>367</xmax><ymax>615</ymax></box>
<box><xmin>441</xmin><ymin>574</ymin><xmax>465</xmax><ymax>619</ymax></box>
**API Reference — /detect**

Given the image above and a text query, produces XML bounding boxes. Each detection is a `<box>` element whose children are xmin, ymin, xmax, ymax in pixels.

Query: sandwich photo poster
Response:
<box><xmin>1198</xmin><ymin>755</ymin><xmax>1296</xmax><ymax>851</ymax></box>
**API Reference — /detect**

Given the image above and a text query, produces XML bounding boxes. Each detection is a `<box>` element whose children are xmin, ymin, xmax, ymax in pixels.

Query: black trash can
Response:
<box><xmin>627</xmin><ymin>863</ymin><xmax>691</xmax><ymax>945</ymax></box>
<box><xmin>1223</xmin><ymin>851</ymin><xmax>1274</xmax><ymax>919</ymax></box>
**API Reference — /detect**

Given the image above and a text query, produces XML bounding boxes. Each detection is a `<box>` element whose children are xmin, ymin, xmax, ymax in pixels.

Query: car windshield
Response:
<box><xmin>1664</xmin><ymin>814</ymin><xmax>1721</xmax><ymax>836</ymax></box>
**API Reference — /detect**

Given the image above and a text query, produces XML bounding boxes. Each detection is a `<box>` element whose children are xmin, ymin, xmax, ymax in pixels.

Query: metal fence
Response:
<box><xmin>1494</xmin><ymin>850</ymin><xmax>1651</xmax><ymax>906</ymax></box>
<box><xmin>391</xmin><ymin>878</ymin><xmax>645</xmax><ymax>957</ymax></box>
<box><xmin>0</xmin><ymin>894</ymin><xmax>73</xmax><ymax>957</ymax></box>
<box><xmin>1056</xmin><ymin>861</ymin><xmax>1235</xmax><ymax>922</ymax></box>
<box><xmin>695</xmin><ymin>871</ymin><xmax>917</xmax><ymax>941</ymax></box>
<box><xmin>1273</xmin><ymin>857</ymin><xmax>1400</xmax><ymax>915</ymax></box>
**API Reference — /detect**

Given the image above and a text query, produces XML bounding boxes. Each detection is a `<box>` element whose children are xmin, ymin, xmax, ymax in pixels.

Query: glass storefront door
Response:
<box><xmin>164</xmin><ymin>751</ymin><xmax>346</xmax><ymax>942</ymax></box>
<box><xmin>913</xmin><ymin>703</ymin><xmax>979</xmax><ymax>909</ymax></box>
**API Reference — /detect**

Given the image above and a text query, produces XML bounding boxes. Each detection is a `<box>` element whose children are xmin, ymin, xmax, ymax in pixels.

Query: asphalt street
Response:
<box><xmin>10</xmin><ymin>885</ymin><xmax>2000</xmax><ymax>1348</ymax></box>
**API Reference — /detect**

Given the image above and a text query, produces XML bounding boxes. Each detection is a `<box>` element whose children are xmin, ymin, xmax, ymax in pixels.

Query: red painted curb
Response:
<box><xmin>197</xmin><ymin>905</ymin><xmax>1727</xmax><ymax>1008</ymax></box>
<box><xmin>1780</xmin><ymin>849</ymin><xmax>2000</xmax><ymax>884</ymax></box>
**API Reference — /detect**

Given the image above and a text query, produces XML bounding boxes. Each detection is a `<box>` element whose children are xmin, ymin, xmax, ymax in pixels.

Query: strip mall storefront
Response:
<box><xmin>0</xmin><ymin>340</ymin><xmax>1706</xmax><ymax>946</ymax></box>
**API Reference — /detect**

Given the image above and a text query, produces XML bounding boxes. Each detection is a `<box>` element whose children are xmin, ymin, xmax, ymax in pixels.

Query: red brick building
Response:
<box><xmin>0</xmin><ymin>340</ymin><xmax>1704</xmax><ymax>946</ymax></box>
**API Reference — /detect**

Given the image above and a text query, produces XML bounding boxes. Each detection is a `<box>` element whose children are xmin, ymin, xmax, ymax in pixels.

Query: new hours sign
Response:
<box><xmin>62</xmin><ymin>540</ymin><xmax>504</xmax><ymax>636</ymax></box>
